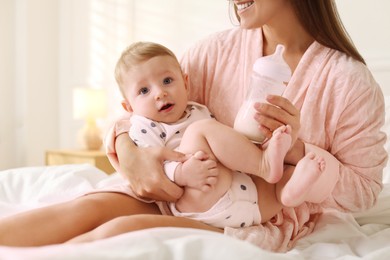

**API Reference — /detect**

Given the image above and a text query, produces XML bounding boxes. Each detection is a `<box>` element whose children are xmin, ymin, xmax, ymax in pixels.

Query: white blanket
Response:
<box><xmin>0</xmin><ymin>166</ymin><xmax>389</xmax><ymax>259</ymax></box>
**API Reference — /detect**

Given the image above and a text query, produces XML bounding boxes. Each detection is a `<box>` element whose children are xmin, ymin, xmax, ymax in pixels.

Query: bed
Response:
<box><xmin>1</xmin><ymin>100</ymin><xmax>390</xmax><ymax>260</ymax></box>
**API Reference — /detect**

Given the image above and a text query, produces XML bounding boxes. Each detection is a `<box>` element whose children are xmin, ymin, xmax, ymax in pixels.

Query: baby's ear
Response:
<box><xmin>183</xmin><ymin>73</ymin><xmax>189</xmax><ymax>91</ymax></box>
<box><xmin>121</xmin><ymin>100</ymin><xmax>133</xmax><ymax>113</ymax></box>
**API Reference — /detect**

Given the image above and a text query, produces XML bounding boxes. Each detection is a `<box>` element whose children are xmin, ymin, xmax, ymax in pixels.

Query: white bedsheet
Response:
<box><xmin>1</xmin><ymin>95</ymin><xmax>390</xmax><ymax>259</ymax></box>
<box><xmin>0</xmin><ymin>165</ymin><xmax>389</xmax><ymax>259</ymax></box>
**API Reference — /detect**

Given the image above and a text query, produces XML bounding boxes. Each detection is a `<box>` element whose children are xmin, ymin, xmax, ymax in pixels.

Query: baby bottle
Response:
<box><xmin>233</xmin><ymin>44</ymin><xmax>291</xmax><ymax>143</ymax></box>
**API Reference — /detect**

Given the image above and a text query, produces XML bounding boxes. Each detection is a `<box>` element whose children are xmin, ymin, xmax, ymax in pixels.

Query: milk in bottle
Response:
<box><xmin>233</xmin><ymin>45</ymin><xmax>291</xmax><ymax>143</ymax></box>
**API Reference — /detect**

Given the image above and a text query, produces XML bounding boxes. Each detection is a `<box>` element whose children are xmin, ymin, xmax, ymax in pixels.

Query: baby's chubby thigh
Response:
<box><xmin>250</xmin><ymin>165</ymin><xmax>296</xmax><ymax>223</ymax></box>
<box><xmin>175</xmin><ymin>162</ymin><xmax>233</xmax><ymax>213</ymax></box>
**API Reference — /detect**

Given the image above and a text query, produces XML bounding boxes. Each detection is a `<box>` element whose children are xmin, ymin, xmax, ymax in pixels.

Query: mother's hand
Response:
<box><xmin>254</xmin><ymin>95</ymin><xmax>304</xmax><ymax>165</ymax></box>
<box><xmin>254</xmin><ymin>95</ymin><xmax>300</xmax><ymax>143</ymax></box>
<box><xmin>116</xmin><ymin>134</ymin><xmax>185</xmax><ymax>202</ymax></box>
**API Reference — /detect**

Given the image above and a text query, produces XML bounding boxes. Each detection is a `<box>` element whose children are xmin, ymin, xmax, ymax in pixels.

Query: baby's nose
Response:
<box><xmin>155</xmin><ymin>89</ymin><xmax>168</xmax><ymax>100</ymax></box>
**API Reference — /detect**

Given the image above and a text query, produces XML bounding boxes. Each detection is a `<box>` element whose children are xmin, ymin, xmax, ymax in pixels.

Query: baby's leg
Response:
<box><xmin>278</xmin><ymin>152</ymin><xmax>326</xmax><ymax>207</ymax></box>
<box><xmin>180</xmin><ymin>119</ymin><xmax>290</xmax><ymax>183</ymax></box>
<box><xmin>175</xmin><ymin>119</ymin><xmax>237</xmax><ymax>213</ymax></box>
<box><xmin>174</xmin><ymin>163</ymin><xmax>233</xmax><ymax>213</ymax></box>
<box><xmin>260</xmin><ymin>125</ymin><xmax>292</xmax><ymax>183</ymax></box>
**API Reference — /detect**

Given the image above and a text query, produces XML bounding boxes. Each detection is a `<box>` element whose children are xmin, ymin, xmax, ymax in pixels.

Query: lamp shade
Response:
<box><xmin>73</xmin><ymin>88</ymin><xmax>107</xmax><ymax>120</ymax></box>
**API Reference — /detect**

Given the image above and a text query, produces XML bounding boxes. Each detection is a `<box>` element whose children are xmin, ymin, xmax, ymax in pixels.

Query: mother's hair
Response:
<box><xmin>231</xmin><ymin>0</ymin><xmax>365</xmax><ymax>64</ymax></box>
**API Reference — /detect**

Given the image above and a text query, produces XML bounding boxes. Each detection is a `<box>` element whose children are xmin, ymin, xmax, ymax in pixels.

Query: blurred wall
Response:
<box><xmin>0</xmin><ymin>0</ymin><xmax>59</xmax><ymax>169</ymax></box>
<box><xmin>0</xmin><ymin>0</ymin><xmax>389</xmax><ymax>169</ymax></box>
<box><xmin>337</xmin><ymin>0</ymin><xmax>390</xmax><ymax>95</ymax></box>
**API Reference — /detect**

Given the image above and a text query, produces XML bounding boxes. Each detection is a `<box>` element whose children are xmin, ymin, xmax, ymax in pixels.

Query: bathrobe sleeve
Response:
<box><xmin>104</xmin><ymin>113</ymin><xmax>132</xmax><ymax>173</ymax></box>
<box><xmin>283</xmin><ymin>43</ymin><xmax>388</xmax><ymax>212</ymax></box>
<box><xmin>316</xmin><ymin>64</ymin><xmax>387</xmax><ymax>212</ymax></box>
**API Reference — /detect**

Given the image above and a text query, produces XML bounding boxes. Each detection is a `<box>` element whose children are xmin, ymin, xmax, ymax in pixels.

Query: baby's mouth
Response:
<box><xmin>159</xmin><ymin>103</ymin><xmax>173</xmax><ymax>112</ymax></box>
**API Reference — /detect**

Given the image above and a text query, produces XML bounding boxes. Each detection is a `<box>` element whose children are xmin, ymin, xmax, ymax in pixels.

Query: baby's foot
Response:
<box><xmin>280</xmin><ymin>152</ymin><xmax>326</xmax><ymax>207</ymax></box>
<box><xmin>260</xmin><ymin>125</ymin><xmax>292</xmax><ymax>183</ymax></box>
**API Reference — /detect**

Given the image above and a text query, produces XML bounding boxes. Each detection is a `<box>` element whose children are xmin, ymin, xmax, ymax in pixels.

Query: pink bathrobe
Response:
<box><xmin>106</xmin><ymin>28</ymin><xmax>387</xmax><ymax>252</ymax></box>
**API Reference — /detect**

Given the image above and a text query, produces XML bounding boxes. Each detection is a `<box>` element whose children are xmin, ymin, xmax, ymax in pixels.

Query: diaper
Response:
<box><xmin>169</xmin><ymin>171</ymin><xmax>261</xmax><ymax>229</ymax></box>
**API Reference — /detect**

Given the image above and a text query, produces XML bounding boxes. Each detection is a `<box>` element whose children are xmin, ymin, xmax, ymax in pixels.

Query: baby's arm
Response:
<box><xmin>169</xmin><ymin>151</ymin><xmax>219</xmax><ymax>192</ymax></box>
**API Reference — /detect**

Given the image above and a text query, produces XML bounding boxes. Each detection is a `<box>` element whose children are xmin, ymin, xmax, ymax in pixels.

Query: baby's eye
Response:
<box><xmin>163</xmin><ymin>77</ymin><xmax>173</xmax><ymax>85</ymax></box>
<box><xmin>139</xmin><ymin>87</ymin><xmax>149</xmax><ymax>95</ymax></box>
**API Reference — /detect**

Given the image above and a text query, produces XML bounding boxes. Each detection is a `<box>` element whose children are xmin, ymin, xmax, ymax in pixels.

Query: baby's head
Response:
<box><xmin>115</xmin><ymin>42</ymin><xmax>189</xmax><ymax>123</ymax></box>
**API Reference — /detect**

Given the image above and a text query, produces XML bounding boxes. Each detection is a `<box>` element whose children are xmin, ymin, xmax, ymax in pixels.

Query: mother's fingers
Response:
<box><xmin>130</xmin><ymin>147</ymin><xmax>184</xmax><ymax>202</ymax></box>
<box><xmin>255</xmin><ymin>100</ymin><xmax>296</xmax><ymax>123</ymax></box>
<box><xmin>266</xmin><ymin>95</ymin><xmax>299</xmax><ymax>116</ymax></box>
<box><xmin>254</xmin><ymin>103</ymin><xmax>288</xmax><ymax>130</ymax></box>
<box><xmin>267</xmin><ymin>96</ymin><xmax>301</xmax><ymax>140</ymax></box>
<box><xmin>133</xmin><ymin>176</ymin><xmax>183</xmax><ymax>202</ymax></box>
<box><xmin>254</xmin><ymin>96</ymin><xmax>301</xmax><ymax>145</ymax></box>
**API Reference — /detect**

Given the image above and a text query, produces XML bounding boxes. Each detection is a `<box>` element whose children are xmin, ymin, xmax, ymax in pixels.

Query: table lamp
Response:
<box><xmin>73</xmin><ymin>88</ymin><xmax>107</xmax><ymax>150</ymax></box>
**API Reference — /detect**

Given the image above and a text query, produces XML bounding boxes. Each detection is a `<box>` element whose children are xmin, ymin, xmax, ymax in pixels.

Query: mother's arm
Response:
<box><xmin>106</xmin><ymin>121</ymin><xmax>185</xmax><ymax>202</ymax></box>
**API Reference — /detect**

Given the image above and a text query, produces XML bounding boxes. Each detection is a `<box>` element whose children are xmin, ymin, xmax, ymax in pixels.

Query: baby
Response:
<box><xmin>66</xmin><ymin>42</ymin><xmax>328</xmax><ymax>244</ymax></box>
<box><xmin>112</xmin><ymin>41</ymin><xmax>326</xmax><ymax>228</ymax></box>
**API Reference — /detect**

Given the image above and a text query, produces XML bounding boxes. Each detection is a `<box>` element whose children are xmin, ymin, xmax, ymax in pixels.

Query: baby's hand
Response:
<box><xmin>176</xmin><ymin>151</ymin><xmax>219</xmax><ymax>192</ymax></box>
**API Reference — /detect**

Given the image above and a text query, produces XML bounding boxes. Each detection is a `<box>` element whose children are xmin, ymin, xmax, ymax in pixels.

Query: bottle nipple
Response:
<box><xmin>252</xmin><ymin>44</ymin><xmax>291</xmax><ymax>83</ymax></box>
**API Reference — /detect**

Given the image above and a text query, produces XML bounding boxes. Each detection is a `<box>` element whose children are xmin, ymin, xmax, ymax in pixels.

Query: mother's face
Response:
<box><xmin>233</xmin><ymin>0</ymin><xmax>289</xmax><ymax>29</ymax></box>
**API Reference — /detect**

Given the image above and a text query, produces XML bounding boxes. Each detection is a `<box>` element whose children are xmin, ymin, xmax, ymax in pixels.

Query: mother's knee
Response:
<box><xmin>74</xmin><ymin>193</ymin><xmax>160</xmax><ymax>221</ymax></box>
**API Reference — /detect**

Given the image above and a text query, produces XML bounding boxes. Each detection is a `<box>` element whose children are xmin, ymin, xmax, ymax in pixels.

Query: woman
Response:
<box><xmin>105</xmin><ymin>0</ymin><xmax>387</xmax><ymax>250</ymax></box>
<box><xmin>0</xmin><ymin>0</ymin><xmax>386</xmax><ymax>252</ymax></box>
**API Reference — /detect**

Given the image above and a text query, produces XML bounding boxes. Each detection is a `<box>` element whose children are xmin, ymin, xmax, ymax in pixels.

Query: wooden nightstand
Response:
<box><xmin>45</xmin><ymin>149</ymin><xmax>116</xmax><ymax>174</ymax></box>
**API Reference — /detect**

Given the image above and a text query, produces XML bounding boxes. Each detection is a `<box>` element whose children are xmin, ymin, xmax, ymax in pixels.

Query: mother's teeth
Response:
<box><xmin>236</xmin><ymin>2</ymin><xmax>253</xmax><ymax>11</ymax></box>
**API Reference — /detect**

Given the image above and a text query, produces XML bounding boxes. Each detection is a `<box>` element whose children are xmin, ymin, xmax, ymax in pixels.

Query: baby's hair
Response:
<box><xmin>115</xmin><ymin>41</ymin><xmax>179</xmax><ymax>96</ymax></box>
